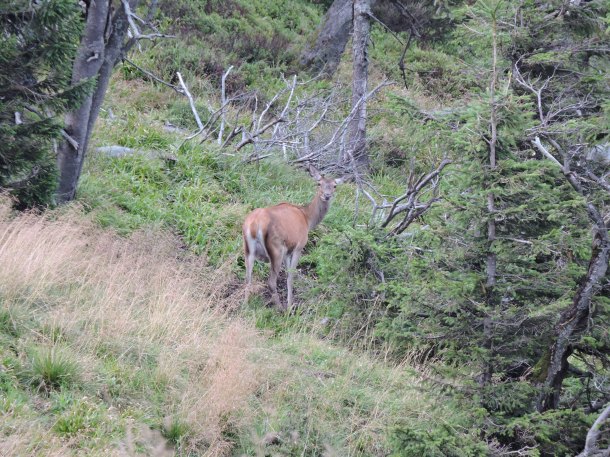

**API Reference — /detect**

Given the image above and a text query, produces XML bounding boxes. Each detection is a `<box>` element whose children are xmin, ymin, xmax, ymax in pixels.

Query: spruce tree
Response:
<box><xmin>0</xmin><ymin>0</ymin><xmax>91</xmax><ymax>208</ymax></box>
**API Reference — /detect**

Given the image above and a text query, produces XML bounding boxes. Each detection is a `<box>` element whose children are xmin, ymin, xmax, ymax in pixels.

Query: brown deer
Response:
<box><xmin>243</xmin><ymin>165</ymin><xmax>345</xmax><ymax>309</ymax></box>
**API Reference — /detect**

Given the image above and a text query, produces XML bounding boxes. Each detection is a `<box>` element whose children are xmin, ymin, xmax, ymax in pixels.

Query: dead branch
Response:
<box><xmin>236</xmin><ymin>118</ymin><xmax>285</xmax><ymax>151</ymax></box>
<box><xmin>577</xmin><ymin>402</ymin><xmax>610</xmax><ymax>457</ymax></box>
<box><xmin>176</xmin><ymin>72</ymin><xmax>203</xmax><ymax>131</ymax></box>
<box><xmin>398</xmin><ymin>31</ymin><xmax>413</xmax><ymax>89</ymax></box>
<box><xmin>23</xmin><ymin>105</ymin><xmax>79</xmax><ymax>150</ymax></box>
<box><xmin>124</xmin><ymin>58</ymin><xmax>181</xmax><ymax>93</ymax></box>
<box><xmin>294</xmin><ymin>81</ymin><xmax>393</xmax><ymax>164</ymax></box>
<box><xmin>217</xmin><ymin>65</ymin><xmax>234</xmax><ymax>145</ymax></box>
<box><xmin>375</xmin><ymin>159</ymin><xmax>451</xmax><ymax>236</ymax></box>
<box><xmin>121</xmin><ymin>0</ymin><xmax>175</xmax><ymax>42</ymax></box>
<box><xmin>5</xmin><ymin>166</ymin><xmax>41</xmax><ymax>189</ymax></box>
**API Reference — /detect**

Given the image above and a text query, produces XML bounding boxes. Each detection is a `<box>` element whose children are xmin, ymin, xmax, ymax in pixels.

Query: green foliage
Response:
<box><xmin>49</xmin><ymin>0</ymin><xmax>610</xmax><ymax>454</ymax></box>
<box><xmin>0</xmin><ymin>0</ymin><xmax>92</xmax><ymax>208</ymax></box>
<box><xmin>52</xmin><ymin>398</ymin><xmax>104</xmax><ymax>436</ymax></box>
<box><xmin>389</xmin><ymin>424</ymin><xmax>488</xmax><ymax>457</ymax></box>
<box><xmin>0</xmin><ymin>308</ymin><xmax>20</xmax><ymax>338</ymax></box>
<box><xmin>493</xmin><ymin>409</ymin><xmax>594</xmax><ymax>456</ymax></box>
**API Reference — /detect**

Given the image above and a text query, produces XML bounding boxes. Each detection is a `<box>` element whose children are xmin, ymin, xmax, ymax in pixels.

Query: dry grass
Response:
<box><xmin>0</xmin><ymin>198</ymin><xmax>261</xmax><ymax>455</ymax></box>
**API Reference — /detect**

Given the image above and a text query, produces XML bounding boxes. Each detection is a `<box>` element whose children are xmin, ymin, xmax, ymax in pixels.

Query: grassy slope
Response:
<box><xmin>1</xmin><ymin>1</ymin><xmax>481</xmax><ymax>456</ymax></box>
<box><xmin>0</xmin><ymin>199</ymin><xmax>464</xmax><ymax>456</ymax></box>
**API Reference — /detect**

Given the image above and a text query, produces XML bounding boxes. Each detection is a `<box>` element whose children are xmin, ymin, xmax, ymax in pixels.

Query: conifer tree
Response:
<box><xmin>0</xmin><ymin>0</ymin><xmax>91</xmax><ymax>208</ymax></box>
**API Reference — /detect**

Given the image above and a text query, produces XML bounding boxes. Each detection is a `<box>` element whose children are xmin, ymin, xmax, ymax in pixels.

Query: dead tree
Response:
<box><xmin>348</xmin><ymin>0</ymin><xmax>372</xmax><ymax>168</ymax></box>
<box><xmin>300</xmin><ymin>0</ymin><xmax>429</xmax><ymax>76</ymax></box>
<box><xmin>300</xmin><ymin>0</ymin><xmax>353</xmax><ymax>75</ymax></box>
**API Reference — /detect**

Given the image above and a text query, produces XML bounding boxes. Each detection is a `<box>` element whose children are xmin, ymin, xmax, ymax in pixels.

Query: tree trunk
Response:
<box><xmin>300</xmin><ymin>0</ymin><xmax>420</xmax><ymax>76</ymax></box>
<box><xmin>535</xmin><ymin>161</ymin><xmax>610</xmax><ymax>411</ymax></box>
<box><xmin>300</xmin><ymin>0</ymin><xmax>353</xmax><ymax>75</ymax></box>
<box><xmin>347</xmin><ymin>0</ymin><xmax>371</xmax><ymax>168</ymax></box>
<box><xmin>481</xmin><ymin>9</ymin><xmax>499</xmax><ymax>388</ymax></box>
<box><xmin>56</xmin><ymin>0</ymin><xmax>138</xmax><ymax>203</ymax></box>
<box><xmin>537</xmin><ymin>218</ymin><xmax>610</xmax><ymax>411</ymax></box>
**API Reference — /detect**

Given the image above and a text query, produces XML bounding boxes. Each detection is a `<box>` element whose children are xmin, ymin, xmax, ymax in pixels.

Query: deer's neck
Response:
<box><xmin>302</xmin><ymin>192</ymin><xmax>330</xmax><ymax>230</ymax></box>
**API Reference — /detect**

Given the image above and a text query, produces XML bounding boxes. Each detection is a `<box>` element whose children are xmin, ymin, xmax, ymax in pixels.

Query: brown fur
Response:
<box><xmin>243</xmin><ymin>166</ymin><xmax>344</xmax><ymax>309</ymax></box>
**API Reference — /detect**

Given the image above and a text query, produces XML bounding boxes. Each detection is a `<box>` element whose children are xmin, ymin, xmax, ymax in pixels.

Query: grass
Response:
<box><xmin>26</xmin><ymin>346</ymin><xmax>80</xmax><ymax>392</ymax></box>
<box><xmin>0</xmin><ymin>197</ymin><xmax>464</xmax><ymax>456</ymax></box>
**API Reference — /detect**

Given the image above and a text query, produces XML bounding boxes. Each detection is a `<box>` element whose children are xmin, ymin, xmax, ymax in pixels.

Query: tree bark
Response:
<box><xmin>577</xmin><ymin>402</ymin><xmax>610</xmax><ymax>457</ymax></box>
<box><xmin>347</xmin><ymin>0</ymin><xmax>371</xmax><ymax>168</ymax></box>
<box><xmin>300</xmin><ymin>0</ymin><xmax>422</xmax><ymax>76</ymax></box>
<box><xmin>537</xmin><ymin>211</ymin><xmax>610</xmax><ymax>411</ymax></box>
<box><xmin>532</xmin><ymin>140</ymin><xmax>610</xmax><ymax>412</ymax></box>
<box><xmin>300</xmin><ymin>0</ymin><xmax>353</xmax><ymax>75</ymax></box>
<box><xmin>56</xmin><ymin>0</ymin><xmax>139</xmax><ymax>203</ymax></box>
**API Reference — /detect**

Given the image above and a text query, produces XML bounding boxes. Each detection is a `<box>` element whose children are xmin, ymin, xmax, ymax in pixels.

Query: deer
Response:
<box><xmin>243</xmin><ymin>165</ymin><xmax>345</xmax><ymax>310</ymax></box>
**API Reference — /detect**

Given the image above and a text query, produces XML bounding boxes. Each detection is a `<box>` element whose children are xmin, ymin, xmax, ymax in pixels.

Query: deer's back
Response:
<box><xmin>243</xmin><ymin>203</ymin><xmax>309</xmax><ymax>251</ymax></box>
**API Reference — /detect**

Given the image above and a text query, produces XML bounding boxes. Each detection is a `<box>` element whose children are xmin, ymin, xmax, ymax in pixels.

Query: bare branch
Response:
<box><xmin>236</xmin><ymin>118</ymin><xmax>285</xmax><ymax>151</ymax></box>
<box><xmin>379</xmin><ymin>159</ymin><xmax>451</xmax><ymax>235</ymax></box>
<box><xmin>577</xmin><ymin>402</ymin><xmax>610</xmax><ymax>457</ymax></box>
<box><xmin>176</xmin><ymin>72</ymin><xmax>203</xmax><ymax>131</ymax></box>
<box><xmin>5</xmin><ymin>166</ymin><xmax>41</xmax><ymax>189</ymax></box>
<box><xmin>532</xmin><ymin>136</ymin><xmax>563</xmax><ymax>168</ymax></box>
<box><xmin>121</xmin><ymin>0</ymin><xmax>174</xmax><ymax>42</ymax></box>
<box><xmin>217</xmin><ymin>65</ymin><xmax>234</xmax><ymax>145</ymax></box>
<box><xmin>295</xmin><ymin>81</ymin><xmax>393</xmax><ymax>163</ymax></box>
<box><xmin>60</xmin><ymin>130</ymin><xmax>79</xmax><ymax>151</ymax></box>
<box><xmin>124</xmin><ymin>58</ymin><xmax>181</xmax><ymax>93</ymax></box>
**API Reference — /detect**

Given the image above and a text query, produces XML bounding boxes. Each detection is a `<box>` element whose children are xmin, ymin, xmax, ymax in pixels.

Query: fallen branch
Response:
<box><xmin>121</xmin><ymin>0</ymin><xmax>175</xmax><ymax>41</ymax></box>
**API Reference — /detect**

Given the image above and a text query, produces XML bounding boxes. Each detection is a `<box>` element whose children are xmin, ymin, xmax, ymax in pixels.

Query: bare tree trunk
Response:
<box><xmin>347</xmin><ymin>0</ymin><xmax>371</xmax><ymax>168</ymax></box>
<box><xmin>538</xmin><ymin>226</ymin><xmax>610</xmax><ymax>412</ymax></box>
<box><xmin>300</xmin><ymin>0</ymin><xmax>353</xmax><ymax>75</ymax></box>
<box><xmin>300</xmin><ymin>0</ymin><xmax>422</xmax><ymax>76</ymax></box>
<box><xmin>56</xmin><ymin>0</ymin><xmax>139</xmax><ymax>203</ymax></box>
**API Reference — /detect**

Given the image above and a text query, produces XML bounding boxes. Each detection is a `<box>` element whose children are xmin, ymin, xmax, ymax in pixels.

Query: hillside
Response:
<box><xmin>2</xmin><ymin>199</ymin><xmax>460</xmax><ymax>455</ymax></box>
<box><xmin>2</xmin><ymin>0</ymin><xmax>610</xmax><ymax>456</ymax></box>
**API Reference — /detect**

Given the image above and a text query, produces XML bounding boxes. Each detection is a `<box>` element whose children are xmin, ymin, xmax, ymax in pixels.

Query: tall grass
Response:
<box><xmin>0</xmin><ymin>199</ymin><xmax>261</xmax><ymax>454</ymax></box>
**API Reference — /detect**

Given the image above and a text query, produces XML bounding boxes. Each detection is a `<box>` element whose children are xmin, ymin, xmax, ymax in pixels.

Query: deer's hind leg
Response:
<box><xmin>285</xmin><ymin>248</ymin><xmax>302</xmax><ymax>310</ymax></box>
<box><xmin>267</xmin><ymin>244</ymin><xmax>285</xmax><ymax>309</ymax></box>
<box><xmin>243</xmin><ymin>234</ymin><xmax>257</xmax><ymax>303</ymax></box>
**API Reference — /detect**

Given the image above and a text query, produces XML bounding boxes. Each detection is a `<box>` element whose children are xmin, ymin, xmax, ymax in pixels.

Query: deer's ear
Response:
<box><xmin>308</xmin><ymin>165</ymin><xmax>322</xmax><ymax>181</ymax></box>
<box><xmin>334</xmin><ymin>175</ymin><xmax>349</xmax><ymax>185</ymax></box>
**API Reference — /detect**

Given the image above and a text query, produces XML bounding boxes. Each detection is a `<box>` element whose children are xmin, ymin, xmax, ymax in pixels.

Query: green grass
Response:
<box><xmin>25</xmin><ymin>346</ymin><xmax>80</xmax><ymax>392</ymax></box>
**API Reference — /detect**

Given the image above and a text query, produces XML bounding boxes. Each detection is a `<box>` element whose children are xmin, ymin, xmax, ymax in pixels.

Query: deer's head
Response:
<box><xmin>308</xmin><ymin>165</ymin><xmax>345</xmax><ymax>202</ymax></box>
